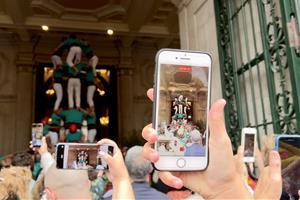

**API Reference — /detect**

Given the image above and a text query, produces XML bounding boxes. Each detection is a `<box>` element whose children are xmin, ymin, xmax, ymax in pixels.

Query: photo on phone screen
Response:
<box><xmin>32</xmin><ymin>123</ymin><xmax>43</xmax><ymax>147</ymax></box>
<box><xmin>56</xmin><ymin>144</ymin><xmax>113</xmax><ymax>170</ymax></box>
<box><xmin>156</xmin><ymin>64</ymin><xmax>209</xmax><ymax>157</ymax></box>
<box><xmin>277</xmin><ymin>136</ymin><xmax>300</xmax><ymax>199</ymax></box>
<box><xmin>244</xmin><ymin>134</ymin><xmax>255</xmax><ymax>157</ymax></box>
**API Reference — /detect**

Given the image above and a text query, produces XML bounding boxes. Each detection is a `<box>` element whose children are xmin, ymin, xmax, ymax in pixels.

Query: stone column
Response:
<box><xmin>15</xmin><ymin>42</ymin><xmax>35</xmax><ymax>151</ymax></box>
<box><xmin>0</xmin><ymin>35</ymin><xmax>18</xmax><ymax>155</ymax></box>
<box><xmin>117</xmin><ymin>44</ymin><xmax>135</xmax><ymax>141</ymax></box>
<box><xmin>173</xmin><ymin>0</ymin><xmax>222</xmax><ymax>101</ymax></box>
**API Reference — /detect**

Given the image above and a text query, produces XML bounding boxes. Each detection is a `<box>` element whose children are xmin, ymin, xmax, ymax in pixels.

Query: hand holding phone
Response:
<box><xmin>144</xmin><ymin>94</ymin><xmax>253</xmax><ymax>198</ymax></box>
<box><xmin>32</xmin><ymin>123</ymin><xmax>43</xmax><ymax>147</ymax></box>
<box><xmin>153</xmin><ymin>49</ymin><xmax>211</xmax><ymax>171</ymax></box>
<box><xmin>56</xmin><ymin>143</ymin><xmax>114</xmax><ymax>170</ymax></box>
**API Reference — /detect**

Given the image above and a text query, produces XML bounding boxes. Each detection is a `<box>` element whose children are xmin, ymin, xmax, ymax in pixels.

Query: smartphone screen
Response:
<box><xmin>244</xmin><ymin>134</ymin><xmax>255</xmax><ymax>157</ymax></box>
<box><xmin>56</xmin><ymin>143</ymin><xmax>113</xmax><ymax>170</ymax></box>
<box><xmin>32</xmin><ymin>123</ymin><xmax>43</xmax><ymax>147</ymax></box>
<box><xmin>277</xmin><ymin>136</ymin><xmax>300</xmax><ymax>199</ymax></box>
<box><xmin>156</xmin><ymin>64</ymin><xmax>209</xmax><ymax>157</ymax></box>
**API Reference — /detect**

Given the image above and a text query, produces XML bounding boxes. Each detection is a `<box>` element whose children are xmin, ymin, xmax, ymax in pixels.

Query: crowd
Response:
<box><xmin>0</xmin><ymin>88</ymin><xmax>298</xmax><ymax>200</ymax></box>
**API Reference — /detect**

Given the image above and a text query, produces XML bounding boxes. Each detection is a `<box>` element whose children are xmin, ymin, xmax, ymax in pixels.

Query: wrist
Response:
<box><xmin>113</xmin><ymin>174</ymin><xmax>131</xmax><ymax>186</ymax></box>
<box><xmin>206</xmin><ymin>176</ymin><xmax>253</xmax><ymax>199</ymax></box>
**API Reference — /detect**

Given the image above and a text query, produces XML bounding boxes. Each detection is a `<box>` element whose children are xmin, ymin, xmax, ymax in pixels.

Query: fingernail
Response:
<box><xmin>222</xmin><ymin>99</ymin><xmax>226</xmax><ymax>104</ymax></box>
<box><xmin>271</xmin><ymin>151</ymin><xmax>280</xmax><ymax>161</ymax></box>
<box><xmin>150</xmin><ymin>134</ymin><xmax>157</xmax><ymax>143</ymax></box>
<box><xmin>150</xmin><ymin>151</ymin><xmax>159</xmax><ymax>162</ymax></box>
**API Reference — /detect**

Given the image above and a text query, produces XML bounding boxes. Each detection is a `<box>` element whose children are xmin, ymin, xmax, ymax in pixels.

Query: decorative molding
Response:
<box><xmin>262</xmin><ymin>0</ymin><xmax>297</xmax><ymax>133</ymax></box>
<box><xmin>0</xmin><ymin>14</ymin><xmax>14</xmax><ymax>25</ymax></box>
<box><xmin>117</xmin><ymin>67</ymin><xmax>133</xmax><ymax>76</ymax></box>
<box><xmin>17</xmin><ymin>65</ymin><xmax>34</xmax><ymax>73</ymax></box>
<box><xmin>31</xmin><ymin>0</ymin><xmax>64</xmax><ymax>17</ymax></box>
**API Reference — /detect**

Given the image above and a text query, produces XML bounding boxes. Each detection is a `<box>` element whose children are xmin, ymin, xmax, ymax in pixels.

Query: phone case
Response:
<box><xmin>152</xmin><ymin>48</ymin><xmax>212</xmax><ymax>171</ymax></box>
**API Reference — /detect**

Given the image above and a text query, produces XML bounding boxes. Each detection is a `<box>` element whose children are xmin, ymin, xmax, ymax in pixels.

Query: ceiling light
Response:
<box><xmin>107</xmin><ymin>29</ymin><xmax>113</xmax><ymax>35</ymax></box>
<box><xmin>41</xmin><ymin>25</ymin><xmax>49</xmax><ymax>31</ymax></box>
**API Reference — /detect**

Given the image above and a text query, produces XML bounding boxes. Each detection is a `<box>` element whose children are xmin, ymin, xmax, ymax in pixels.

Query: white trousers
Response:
<box><xmin>67</xmin><ymin>46</ymin><xmax>82</xmax><ymax>67</ymax></box>
<box><xmin>53</xmin><ymin>83</ymin><xmax>63</xmax><ymax>111</ymax></box>
<box><xmin>67</xmin><ymin>78</ymin><xmax>81</xmax><ymax>108</ymax></box>
<box><xmin>88</xmin><ymin>55</ymin><xmax>99</xmax><ymax>76</ymax></box>
<box><xmin>47</xmin><ymin>131</ymin><xmax>58</xmax><ymax>146</ymax></box>
<box><xmin>87</xmin><ymin>85</ymin><xmax>96</xmax><ymax>108</ymax></box>
<box><xmin>51</xmin><ymin>55</ymin><xmax>62</xmax><ymax>68</ymax></box>
<box><xmin>87</xmin><ymin>129</ymin><xmax>97</xmax><ymax>143</ymax></box>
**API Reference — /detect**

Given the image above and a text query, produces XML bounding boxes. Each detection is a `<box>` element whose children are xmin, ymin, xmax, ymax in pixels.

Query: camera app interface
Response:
<box><xmin>244</xmin><ymin>134</ymin><xmax>254</xmax><ymax>157</ymax></box>
<box><xmin>279</xmin><ymin>138</ymin><xmax>300</xmax><ymax>199</ymax></box>
<box><xmin>157</xmin><ymin>64</ymin><xmax>209</xmax><ymax>156</ymax></box>
<box><xmin>65</xmin><ymin>145</ymin><xmax>103</xmax><ymax>170</ymax></box>
<box><xmin>32</xmin><ymin>123</ymin><xmax>43</xmax><ymax>146</ymax></box>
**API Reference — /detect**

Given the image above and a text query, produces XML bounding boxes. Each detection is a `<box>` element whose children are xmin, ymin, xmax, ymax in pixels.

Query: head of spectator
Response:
<box><xmin>0</xmin><ymin>166</ymin><xmax>32</xmax><ymax>199</ymax></box>
<box><xmin>125</xmin><ymin>146</ymin><xmax>152</xmax><ymax>182</ymax></box>
<box><xmin>190</xmin><ymin>129</ymin><xmax>201</xmax><ymax>144</ymax></box>
<box><xmin>44</xmin><ymin>164</ymin><xmax>91</xmax><ymax>199</ymax></box>
<box><xmin>11</xmin><ymin>151</ymin><xmax>34</xmax><ymax>172</ymax></box>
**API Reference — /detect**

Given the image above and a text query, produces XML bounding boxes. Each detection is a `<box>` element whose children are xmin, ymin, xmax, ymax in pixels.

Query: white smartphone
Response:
<box><xmin>153</xmin><ymin>49</ymin><xmax>211</xmax><ymax>171</ymax></box>
<box><xmin>32</xmin><ymin>123</ymin><xmax>43</xmax><ymax>147</ymax></box>
<box><xmin>56</xmin><ymin>143</ymin><xmax>114</xmax><ymax>170</ymax></box>
<box><xmin>241</xmin><ymin>128</ymin><xmax>257</xmax><ymax>163</ymax></box>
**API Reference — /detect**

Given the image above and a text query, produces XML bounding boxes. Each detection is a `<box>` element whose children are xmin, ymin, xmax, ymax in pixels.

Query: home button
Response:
<box><xmin>176</xmin><ymin>158</ymin><xmax>186</xmax><ymax>168</ymax></box>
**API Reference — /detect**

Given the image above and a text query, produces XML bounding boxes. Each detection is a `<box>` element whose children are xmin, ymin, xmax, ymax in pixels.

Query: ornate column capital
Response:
<box><xmin>16</xmin><ymin>41</ymin><xmax>35</xmax><ymax>72</ymax></box>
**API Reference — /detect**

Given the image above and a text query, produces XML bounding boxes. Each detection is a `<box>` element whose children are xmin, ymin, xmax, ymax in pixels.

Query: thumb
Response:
<box><xmin>236</xmin><ymin>146</ymin><xmax>246</xmax><ymax>177</ymax></box>
<box><xmin>147</xmin><ymin>88</ymin><xmax>154</xmax><ymax>102</ymax></box>
<box><xmin>268</xmin><ymin>151</ymin><xmax>281</xmax><ymax>182</ymax></box>
<box><xmin>208</xmin><ymin>99</ymin><xmax>227</xmax><ymax>142</ymax></box>
<box><xmin>42</xmin><ymin>136</ymin><xmax>47</xmax><ymax>144</ymax></box>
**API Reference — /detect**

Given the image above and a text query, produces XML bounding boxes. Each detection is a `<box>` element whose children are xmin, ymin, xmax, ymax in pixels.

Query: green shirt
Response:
<box><xmin>43</xmin><ymin>124</ymin><xmax>49</xmax><ymax>136</ymax></box>
<box><xmin>50</xmin><ymin>113</ymin><xmax>61</xmax><ymax>126</ymax></box>
<box><xmin>87</xmin><ymin>113</ymin><xmax>96</xmax><ymax>125</ymax></box>
<box><xmin>86</xmin><ymin>68</ymin><xmax>95</xmax><ymax>84</ymax></box>
<box><xmin>62</xmin><ymin>38</ymin><xmax>84</xmax><ymax>49</ymax></box>
<box><xmin>57</xmin><ymin>37</ymin><xmax>94</xmax><ymax>58</ymax></box>
<box><xmin>66</xmin><ymin>63</ymin><xmax>86</xmax><ymax>77</ymax></box>
<box><xmin>66</xmin><ymin>131</ymin><xmax>82</xmax><ymax>142</ymax></box>
<box><xmin>60</xmin><ymin>109</ymin><xmax>86</xmax><ymax>124</ymax></box>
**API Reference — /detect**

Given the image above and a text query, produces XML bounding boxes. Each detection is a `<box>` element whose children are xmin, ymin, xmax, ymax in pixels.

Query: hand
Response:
<box><xmin>97</xmin><ymin>139</ymin><xmax>129</xmax><ymax>183</ymax></box>
<box><xmin>30</xmin><ymin>137</ymin><xmax>48</xmax><ymax>155</ymax></box>
<box><xmin>97</xmin><ymin>139</ymin><xmax>134</xmax><ymax>199</ymax></box>
<box><xmin>167</xmin><ymin>190</ymin><xmax>192</xmax><ymax>200</ymax></box>
<box><xmin>142</xmin><ymin>88</ymin><xmax>252</xmax><ymax>199</ymax></box>
<box><xmin>234</xmin><ymin>146</ymin><xmax>282</xmax><ymax>199</ymax></box>
<box><xmin>234</xmin><ymin>146</ymin><xmax>248</xmax><ymax>181</ymax></box>
<box><xmin>253</xmin><ymin>151</ymin><xmax>282</xmax><ymax>200</ymax></box>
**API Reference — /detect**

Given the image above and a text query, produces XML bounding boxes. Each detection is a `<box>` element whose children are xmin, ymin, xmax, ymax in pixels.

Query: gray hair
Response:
<box><xmin>125</xmin><ymin>146</ymin><xmax>152</xmax><ymax>181</ymax></box>
<box><xmin>190</xmin><ymin>129</ymin><xmax>201</xmax><ymax>142</ymax></box>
